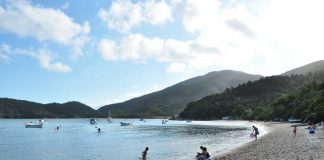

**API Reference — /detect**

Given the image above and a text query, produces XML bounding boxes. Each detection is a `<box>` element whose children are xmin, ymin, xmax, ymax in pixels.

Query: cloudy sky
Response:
<box><xmin>1</xmin><ymin>0</ymin><xmax>324</xmax><ymax>108</ymax></box>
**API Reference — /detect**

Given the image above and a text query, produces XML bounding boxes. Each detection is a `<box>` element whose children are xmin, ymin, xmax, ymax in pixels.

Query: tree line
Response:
<box><xmin>179</xmin><ymin>72</ymin><xmax>324</xmax><ymax>122</ymax></box>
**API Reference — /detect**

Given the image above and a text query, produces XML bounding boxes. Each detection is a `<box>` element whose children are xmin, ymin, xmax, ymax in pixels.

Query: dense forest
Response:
<box><xmin>179</xmin><ymin>72</ymin><xmax>324</xmax><ymax>122</ymax></box>
<box><xmin>269</xmin><ymin>82</ymin><xmax>324</xmax><ymax>122</ymax></box>
<box><xmin>0</xmin><ymin>99</ymin><xmax>98</xmax><ymax>118</ymax></box>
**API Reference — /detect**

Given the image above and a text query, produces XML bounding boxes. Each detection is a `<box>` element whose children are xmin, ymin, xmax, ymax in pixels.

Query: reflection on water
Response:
<box><xmin>0</xmin><ymin>119</ymin><xmax>255</xmax><ymax>160</ymax></box>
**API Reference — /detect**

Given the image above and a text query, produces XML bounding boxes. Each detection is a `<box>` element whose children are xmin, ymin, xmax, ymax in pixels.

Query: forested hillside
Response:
<box><xmin>0</xmin><ymin>98</ymin><xmax>98</xmax><ymax>118</ymax></box>
<box><xmin>179</xmin><ymin>73</ymin><xmax>323</xmax><ymax>120</ymax></box>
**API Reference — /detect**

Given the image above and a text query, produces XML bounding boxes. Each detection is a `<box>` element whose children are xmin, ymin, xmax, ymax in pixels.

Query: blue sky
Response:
<box><xmin>1</xmin><ymin>0</ymin><xmax>324</xmax><ymax>108</ymax></box>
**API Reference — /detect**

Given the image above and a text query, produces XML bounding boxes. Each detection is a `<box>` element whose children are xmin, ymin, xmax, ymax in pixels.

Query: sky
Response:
<box><xmin>1</xmin><ymin>0</ymin><xmax>324</xmax><ymax>108</ymax></box>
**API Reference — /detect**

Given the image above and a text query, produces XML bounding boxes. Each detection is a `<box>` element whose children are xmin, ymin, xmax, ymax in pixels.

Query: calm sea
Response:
<box><xmin>0</xmin><ymin>119</ymin><xmax>264</xmax><ymax>160</ymax></box>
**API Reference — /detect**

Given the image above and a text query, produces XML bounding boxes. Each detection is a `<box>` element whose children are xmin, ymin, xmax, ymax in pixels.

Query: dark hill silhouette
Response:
<box><xmin>0</xmin><ymin>98</ymin><xmax>97</xmax><ymax>118</ymax></box>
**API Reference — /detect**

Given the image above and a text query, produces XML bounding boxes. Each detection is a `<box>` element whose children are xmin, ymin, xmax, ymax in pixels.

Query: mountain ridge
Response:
<box><xmin>2</xmin><ymin>60</ymin><xmax>324</xmax><ymax>119</ymax></box>
<box><xmin>282</xmin><ymin>60</ymin><xmax>324</xmax><ymax>75</ymax></box>
<box><xmin>97</xmin><ymin>70</ymin><xmax>262</xmax><ymax>117</ymax></box>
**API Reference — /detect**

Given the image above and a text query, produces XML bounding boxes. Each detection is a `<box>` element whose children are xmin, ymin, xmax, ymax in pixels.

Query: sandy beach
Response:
<box><xmin>215</xmin><ymin>122</ymin><xmax>324</xmax><ymax>160</ymax></box>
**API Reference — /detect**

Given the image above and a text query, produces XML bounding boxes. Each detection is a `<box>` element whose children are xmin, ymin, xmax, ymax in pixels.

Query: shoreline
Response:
<box><xmin>214</xmin><ymin>122</ymin><xmax>324</xmax><ymax>160</ymax></box>
<box><xmin>212</xmin><ymin>121</ymin><xmax>271</xmax><ymax>158</ymax></box>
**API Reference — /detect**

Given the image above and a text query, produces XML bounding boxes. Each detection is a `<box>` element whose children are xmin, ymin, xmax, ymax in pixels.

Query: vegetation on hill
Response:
<box><xmin>269</xmin><ymin>82</ymin><xmax>324</xmax><ymax>122</ymax></box>
<box><xmin>0</xmin><ymin>98</ymin><xmax>98</xmax><ymax>118</ymax></box>
<box><xmin>179</xmin><ymin>72</ymin><xmax>324</xmax><ymax>121</ymax></box>
<box><xmin>97</xmin><ymin>70</ymin><xmax>262</xmax><ymax>118</ymax></box>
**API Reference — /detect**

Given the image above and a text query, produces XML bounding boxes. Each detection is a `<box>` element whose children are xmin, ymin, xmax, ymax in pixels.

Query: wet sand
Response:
<box><xmin>215</xmin><ymin>123</ymin><xmax>324</xmax><ymax>160</ymax></box>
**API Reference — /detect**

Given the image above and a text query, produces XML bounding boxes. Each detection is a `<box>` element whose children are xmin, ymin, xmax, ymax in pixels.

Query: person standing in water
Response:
<box><xmin>97</xmin><ymin>127</ymin><xmax>101</xmax><ymax>133</ymax></box>
<box><xmin>142</xmin><ymin>147</ymin><xmax>149</xmax><ymax>159</ymax></box>
<box><xmin>252</xmin><ymin>125</ymin><xmax>259</xmax><ymax>140</ymax></box>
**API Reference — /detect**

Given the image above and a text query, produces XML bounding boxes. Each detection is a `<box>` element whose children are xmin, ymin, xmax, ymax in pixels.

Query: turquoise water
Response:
<box><xmin>0</xmin><ymin>119</ymin><xmax>257</xmax><ymax>160</ymax></box>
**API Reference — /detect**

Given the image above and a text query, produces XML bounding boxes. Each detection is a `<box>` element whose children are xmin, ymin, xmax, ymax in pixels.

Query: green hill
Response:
<box><xmin>179</xmin><ymin>73</ymin><xmax>323</xmax><ymax>120</ymax></box>
<box><xmin>44</xmin><ymin>101</ymin><xmax>98</xmax><ymax>118</ymax></box>
<box><xmin>179</xmin><ymin>60</ymin><xmax>324</xmax><ymax>120</ymax></box>
<box><xmin>282</xmin><ymin>60</ymin><xmax>324</xmax><ymax>76</ymax></box>
<box><xmin>0</xmin><ymin>98</ymin><xmax>52</xmax><ymax>118</ymax></box>
<box><xmin>98</xmin><ymin>70</ymin><xmax>262</xmax><ymax>118</ymax></box>
<box><xmin>0</xmin><ymin>98</ymin><xmax>97</xmax><ymax>118</ymax></box>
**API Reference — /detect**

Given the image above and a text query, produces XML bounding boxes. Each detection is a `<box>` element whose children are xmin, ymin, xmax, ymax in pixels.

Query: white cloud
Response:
<box><xmin>37</xmin><ymin>49</ymin><xmax>72</xmax><ymax>73</ymax></box>
<box><xmin>100</xmin><ymin>0</ymin><xmax>324</xmax><ymax>75</ymax></box>
<box><xmin>61</xmin><ymin>2</ymin><xmax>70</xmax><ymax>10</ymax></box>
<box><xmin>0</xmin><ymin>43</ymin><xmax>71</xmax><ymax>73</ymax></box>
<box><xmin>98</xmin><ymin>0</ymin><xmax>173</xmax><ymax>33</ymax></box>
<box><xmin>0</xmin><ymin>44</ymin><xmax>12</xmax><ymax>60</ymax></box>
<box><xmin>0</xmin><ymin>0</ymin><xmax>90</xmax><ymax>58</ymax></box>
<box><xmin>98</xmin><ymin>33</ymin><xmax>227</xmax><ymax>73</ymax></box>
<box><xmin>180</xmin><ymin>0</ymin><xmax>324</xmax><ymax>75</ymax></box>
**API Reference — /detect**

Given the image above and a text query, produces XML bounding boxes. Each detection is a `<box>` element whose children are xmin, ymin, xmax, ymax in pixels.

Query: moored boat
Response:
<box><xmin>288</xmin><ymin>118</ymin><xmax>302</xmax><ymax>123</ymax></box>
<box><xmin>120</xmin><ymin>122</ymin><xmax>132</xmax><ymax>126</ymax></box>
<box><xmin>90</xmin><ymin>118</ymin><xmax>97</xmax><ymax>124</ymax></box>
<box><xmin>25</xmin><ymin>121</ymin><xmax>43</xmax><ymax>128</ymax></box>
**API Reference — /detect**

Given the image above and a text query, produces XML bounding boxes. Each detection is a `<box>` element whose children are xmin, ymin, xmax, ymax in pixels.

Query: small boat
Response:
<box><xmin>288</xmin><ymin>118</ymin><xmax>302</xmax><ymax>123</ymax></box>
<box><xmin>120</xmin><ymin>122</ymin><xmax>132</xmax><ymax>126</ymax></box>
<box><xmin>139</xmin><ymin>118</ymin><xmax>146</xmax><ymax>122</ymax></box>
<box><xmin>40</xmin><ymin>118</ymin><xmax>47</xmax><ymax>123</ymax></box>
<box><xmin>25</xmin><ymin>121</ymin><xmax>43</xmax><ymax>128</ymax></box>
<box><xmin>90</xmin><ymin>118</ymin><xmax>97</xmax><ymax>124</ymax></box>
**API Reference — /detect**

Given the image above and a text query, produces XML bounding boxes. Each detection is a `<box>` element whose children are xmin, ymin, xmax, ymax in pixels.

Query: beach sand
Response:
<box><xmin>215</xmin><ymin>122</ymin><xmax>324</xmax><ymax>160</ymax></box>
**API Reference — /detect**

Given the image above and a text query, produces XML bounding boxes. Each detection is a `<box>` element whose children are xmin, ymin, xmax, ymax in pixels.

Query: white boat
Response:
<box><xmin>25</xmin><ymin>121</ymin><xmax>43</xmax><ymax>128</ymax></box>
<box><xmin>120</xmin><ymin>122</ymin><xmax>132</xmax><ymax>126</ymax></box>
<box><xmin>40</xmin><ymin>118</ymin><xmax>47</xmax><ymax>123</ymax></box>
<box><xmin>288</xmin><ymin>118</ymin><xmax>302</xmax><ymax>123</ymax></box>
<box><xmin>90</xmin><ymin>118</ymin><xmax>97</xmax><ymax>124</ymax></box>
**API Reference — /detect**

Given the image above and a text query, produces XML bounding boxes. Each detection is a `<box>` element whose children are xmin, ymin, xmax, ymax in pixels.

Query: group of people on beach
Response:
<box><xmin>196</xmin><ymin>146</ymin><xmax>211</xmax><ymax>160</ymax></box>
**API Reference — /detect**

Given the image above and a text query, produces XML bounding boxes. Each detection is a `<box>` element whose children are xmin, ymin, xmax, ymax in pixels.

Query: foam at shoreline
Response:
<box><xmin>204</xmin><ymin>120</ymin><xmax>269</xmax><ymax>157</ymax></box>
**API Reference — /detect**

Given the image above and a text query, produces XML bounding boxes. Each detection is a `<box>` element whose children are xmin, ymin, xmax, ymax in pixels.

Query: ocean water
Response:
<box><xmin>0</xmin><ymin>119</ymin><xmax>264</xmax><ymax>160</ymax></box>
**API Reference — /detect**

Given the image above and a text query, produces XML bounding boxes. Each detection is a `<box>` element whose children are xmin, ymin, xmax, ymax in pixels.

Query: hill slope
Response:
<box><xmin>179</xmin><ymin>74</ymin><xmax>317</xmax><ymax>120</ymax></box>
<box><xmin>0</xmin><ymin>98</ymin><xmax>98</xmax><ymax>118</ymax></box>
<box><xmin>282</xmin><ymin>60</ymin><xmax>324</xmax><ymax>75</ymax></box>
<box><xmin>98</xmin><ymin>70</ymin><xmax>262</xmax><ymax>118</ymax></box>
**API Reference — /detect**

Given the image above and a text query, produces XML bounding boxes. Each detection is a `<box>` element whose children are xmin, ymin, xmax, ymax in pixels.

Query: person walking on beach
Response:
<box><xmin>142</xmin><ymin>147</ymin><xmax>149</xmax><ymax>160</ymax></box>
<box><xmin>293</xmin><ymin>125</ymin><xmax>297</xmax><ymax>137</ymax></box>
<box><xmin>252</xmin><ymin>125</ymin><xmax>259</xmax><ymax>140</ymax></box>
